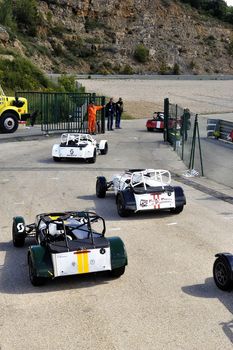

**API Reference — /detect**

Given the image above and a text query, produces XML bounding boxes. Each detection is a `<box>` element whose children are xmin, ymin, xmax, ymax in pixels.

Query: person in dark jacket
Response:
<box><xmin>115</xmin><ymin>97</ymin><xmax>123</xmax><ymax>129</ymax></box>
<box><xmin>105</xmin><ymin>98</ymin><xmax>115</xmax><ymax>131</ymax></box>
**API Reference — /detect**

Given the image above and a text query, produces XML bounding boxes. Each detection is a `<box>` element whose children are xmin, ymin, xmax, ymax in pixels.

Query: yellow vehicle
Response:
<box><xmin>0</xmin><ymin>85</ymin><xmax>30</xmax><ymax>133</ymax></box>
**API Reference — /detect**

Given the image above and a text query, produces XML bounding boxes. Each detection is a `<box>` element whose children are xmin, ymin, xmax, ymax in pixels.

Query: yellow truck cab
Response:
<box><xmin>0</xmin><ymin>85</ymin><xmax>30</xmax><ymax>133</ymax></box>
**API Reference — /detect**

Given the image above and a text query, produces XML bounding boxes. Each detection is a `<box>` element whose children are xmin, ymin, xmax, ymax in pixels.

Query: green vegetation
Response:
<box><xmin>57</xmin><ymin>75</ymin><xmax>85</xmax><ymax>93</ymax></box>
<box><xmin>0</xmin><ymin>56</ymin><xmax>51</xmax><ymax>92</ymax></box>
<box><xmin>134</xmin><ymin>44</ymin><xmax>150</xmax><ymax>63</ymax></box>
<box><xmin>0</xmin><ymin>0</ymin><xmax>41</xmax><ymax>35</ymax></box>
<box><xmin>180</xmin><ymin>0</ymin><xmax>233</xmax><ymax>24</ymax></box>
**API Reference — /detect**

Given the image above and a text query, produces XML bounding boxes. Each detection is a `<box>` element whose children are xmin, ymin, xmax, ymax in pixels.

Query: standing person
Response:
<box><xmin>115</xmin><ymin>97</ymin><xmax>123</xmax><ymax>129</ymax></box>
<box><xmin>87</xmin><ymin>100</ymin><xmax>104</xmax><ymax>135</ymax></box>
<box><xmin>105</xmin><ymin>98</ymin><xmax>115</xmax><ymax>131</ymax></box>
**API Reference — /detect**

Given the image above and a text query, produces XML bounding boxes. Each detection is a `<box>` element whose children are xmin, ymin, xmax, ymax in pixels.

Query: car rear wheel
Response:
<box><xmin>117</xmin><ymin>195</ymin><xmax>130</xmax><ymax>217</ymax></box>
<box><xmin>0</xmin><ymin>113</ymin><xmax>19</xmax><ymax>133</ymax></box>
<box><xmin>170</xmin><ymin>205</ymin><xmax>184</xmax><ymax>214</ymax></box>
<box><xmin>53</xmin><ymin>156</ymin><xmax>61</xmax><ymax>162</ymax></box>
<box><xmin>28</xmin><ymin>255</ymin><xmax>47</xmax><ymax>286</ymax></box>
<box><xmin>147</xmin><ymin>127</ymin><xmax>153</xmax><ymax>132</ymax></box>
<box><xmin>111</xmin><ymin>266</ymin><xmax>125</xmax><ymax>278</ymax></box>
<box><xmin>100</xmin><ymin>142</ymin><xmax>108</xmax><ymax>155</ymax></box>
<box><xmin>213</xmin><ymin>257</ymin><xmax>233</xmax><ymax>291</ymax></box>
<box><xmin>96</xmin><ymin>177</ymin><xmax>107</xmax><ymax>198</ymax></box>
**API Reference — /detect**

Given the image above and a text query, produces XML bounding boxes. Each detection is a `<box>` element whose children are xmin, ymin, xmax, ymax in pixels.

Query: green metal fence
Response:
<box><xmin>164</xmin><ymin>98</ymin><xmax>204</xmax><ymax>175</ymax></box>
<box><xmin>16</xmin><ymin>91</ymin><xmax>106</xmax><ymax>133</ymax></box>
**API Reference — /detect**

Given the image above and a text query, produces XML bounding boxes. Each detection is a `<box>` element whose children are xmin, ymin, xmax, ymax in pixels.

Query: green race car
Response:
<box><xmin>12</xmin><ymin>211</ymin><xmax>127</xmax><ymax>286</ymax></box>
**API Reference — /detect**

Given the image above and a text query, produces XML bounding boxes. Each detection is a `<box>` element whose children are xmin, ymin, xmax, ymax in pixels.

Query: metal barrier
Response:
<box><xmin>207</xmin><ymin>119</ymin><xmax>233</xmax><ymax>141</ymax></box>
<box><xmin>206</xmin><ymin>119</ymin><xmax>219</xmax><ymax>137</ymax></box>
<box><xmin>164</xmin><ymin>98</ymin><xmax>204</xmax><ymax>176</ymax></box>
<box><xmin>16</xmin><ymin>92</ymin><xmax>106</xmax><ymax>133</ymax></box>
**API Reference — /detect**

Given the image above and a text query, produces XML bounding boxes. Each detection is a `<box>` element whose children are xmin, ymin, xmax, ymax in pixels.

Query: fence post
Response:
<box><xmin>101</xmin><ymin>96</ymin><xmax>105</xmax><ymax>133</ymax></box>
<box><xmin>163</xmin><ymin>98</ymin><xmax>169</xmax><ymax>142</ymax></box>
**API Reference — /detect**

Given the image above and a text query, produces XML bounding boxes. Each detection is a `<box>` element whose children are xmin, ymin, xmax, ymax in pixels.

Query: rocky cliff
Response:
<box><xmin>1</xmin><ymin>0</ymin><xmax>233</xmax><ymax>74</ymax></box>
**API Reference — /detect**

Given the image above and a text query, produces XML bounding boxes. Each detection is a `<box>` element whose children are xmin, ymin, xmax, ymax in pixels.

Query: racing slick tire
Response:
<box><xmin>28</xmin><ymin>254</ymin><xmax>47</xmax><ymax>287</ymax></box>
<box><xmin>147</xmin><ymin>127</ymin><xmax>153</xmax><ymax>132</ymax></box>
<box><xmin>111</xmin><ymin>266</ymin><xmax>125</xmax><ymax>278</ymax></box>
<box><xmin>88</xmin><ymin>149</ymin><xmax>96</xmax><ymax>163</ymax></box>
<box><xmin>96</xmin><ymin>177</ymin><xmax>107</xmax><ymax>198</ymax></box>
<box><xmin>53</xmin><ymin>156</ymin><xmax>61</xmax><ymax>162</ymax></box>
<box><xmin>0</xmin><ymin>113</ymin><xmax>19</xmax><ymax>133</ymax></box>
<box><xmin>170</xmin><ymin>205</ymin><xmax>184</xmax><ymax>214</ymax></box>
<box><xmin>116</xmin><ymin>194</ymin><xmax>131</xmax><ymax>217</ymax></box>
<box><xmin>100</xmin><ymin>142</ymin><xmax>108</xmax><ymax>155</ymax></box>
<box><xmin>213</xmin><ymin>257</ymin><xmax>233</xmax><ymax>291</ymax></box>
<box><xmin>12</xmin><ymin>216</ymin><xmax>26</xmax><ymax>247</ymax></box>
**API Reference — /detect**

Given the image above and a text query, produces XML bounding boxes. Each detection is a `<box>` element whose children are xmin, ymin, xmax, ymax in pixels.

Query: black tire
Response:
<box><xmin>117</xmin><ymin>195</ymin><xmax>130</xmax><ymax>217</ymax></box>
<box><xmin>53</xmin><ymin>156</ymin><xmax>61</xmax><ymax>162</ymax></box>
<box><xmin>28</xmin><ymin>254</ymin><xmax>47</xmax><ymax>286</ymax></box>
<box><xmin>12</xmin><ymin>217</ymin><xmax>25</xmax><ymax>247</ymax></box>
<box><xmin>111</xmin><ymin>266</ymin><xmax>125</xmax><ymax>278</ymax></box>
<box><xmin>170</xmin><ymin>205</ymin><xmax>184</xmax><ymax>214</ymax></box>
<box><xmin>213</xmin><ymin>257</ymin><xmax>233</xmax><ymax>291</ymax></box>
<box><xmin>100</xmin><ymin>142</ymin><xmax>108</xmax><ymax>155</ymax></box>
<box><xmin>0</xmin><ymin>113</ymin><xmax>19</xmax><ymax>133</ymax></box>
<box><xmin>96</xmin><ymin>177</ymin><xmax>107</xmax><ymax>198</ymax></box>
<box><xmin>147</xmin><ymin>127</ymin><xmax>153</xmax><ymax>132</ymax></box>
<box><xmin>89</xmin><ymin>149</ymin><xmax>96</xmax><ymax>163</ymax></box>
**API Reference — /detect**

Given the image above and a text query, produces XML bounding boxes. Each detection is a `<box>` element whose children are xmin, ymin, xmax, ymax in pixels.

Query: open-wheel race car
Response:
<box><xmin>213</xmin><ymin>253</ymin><xmax>233</xmax><ymax>291</ymax></box>
<box><xmin>96</xmin><ymin>169</ymin><xmax>186</xmax><ymax>217</ymax></box>
<box><xmin>146</xmin><ymin>112</ymin><xmax>164</xmax><ymax>131</ymax></box>
<box><xmin>52</xmin><ymin>133</ymin><xmax>108</xmax><ymax>163</ymax></box>
<box><xmin>12</xmin><ymin>211</ymin><xmax>127</xmax><ymax>286</ymax></box>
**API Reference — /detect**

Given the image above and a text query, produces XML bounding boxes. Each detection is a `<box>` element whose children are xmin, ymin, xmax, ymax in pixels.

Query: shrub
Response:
<box><xmin>0</xmin><ymin>0</ymin><xmax>16</xmax><ymax>30</ymax></box>
<box><xmin>134</xmin><ymin>44</ymin><xmax>149</xmax><ymax>63</ymax></box>
<box><xmin>57</xmin><ymin>75</ymin><xmax>85</xmax><ymax>93</ymax></box>
<box><xmin>120</xmin><ymin>64</ymin><xmax>134</xmax><ymax>74</ymax></box>
<box><xmin>13</xmin><ymin>0</ymin><xmax>40</xmax><ymax>36</ymax></box>
<box><xmin>173</xmin><ymin>63</ymin><xmax>180</xmax><ymax>75</ymax></box>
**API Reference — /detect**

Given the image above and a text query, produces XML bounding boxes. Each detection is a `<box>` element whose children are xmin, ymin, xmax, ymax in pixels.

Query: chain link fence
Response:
<box><xmin>164</xmin><ymin>98</ymin><xmax>204</xmax><ymax>176</ymax></box>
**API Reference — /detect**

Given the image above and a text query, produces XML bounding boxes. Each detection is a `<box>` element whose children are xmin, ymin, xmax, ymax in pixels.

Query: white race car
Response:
<box><xmin>96</xmin><ymin>169</ymin><xmax>186</xmax><ymax>217</ymax></box>
<box><xmin>52</xmin><ymin>133</ymin><xmax>108</xmax><ymax>163</ymax></box>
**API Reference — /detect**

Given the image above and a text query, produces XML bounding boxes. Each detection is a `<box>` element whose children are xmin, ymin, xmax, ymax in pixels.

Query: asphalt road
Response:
<box><xmin>1</xmin><ymin>120</ymin><xmax>233</xmax><ymax>350</ymax></box>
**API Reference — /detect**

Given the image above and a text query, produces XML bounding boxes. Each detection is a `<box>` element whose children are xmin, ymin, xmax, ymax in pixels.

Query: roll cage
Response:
<box><xmin>60</xmin><ymin>133</ymin><xmax>94</xmax><ymax>146</ymax></box>
<box><xmin>25</xmin><ymin>211</ymin><xmax>106</xmax><ymax>250</ymax></box>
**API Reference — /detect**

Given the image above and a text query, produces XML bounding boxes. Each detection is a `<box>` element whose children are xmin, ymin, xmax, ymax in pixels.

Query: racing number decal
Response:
<box><xmin>17</xmin><ymin>223</ymin><xmax>24</xmax><ymax>232</ymax></box>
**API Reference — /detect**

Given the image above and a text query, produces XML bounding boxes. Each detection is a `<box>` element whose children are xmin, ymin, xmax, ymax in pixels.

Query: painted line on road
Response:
<box><xmin>166</xmin><ymin>222</ymin><xmax>177</xmax><ymax>226</ymax></box>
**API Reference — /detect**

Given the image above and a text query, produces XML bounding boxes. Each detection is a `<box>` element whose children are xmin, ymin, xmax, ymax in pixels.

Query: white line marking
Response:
<box><xmin>167</xmin><ymin>222</ymin><xmax>177</xmax><ymax>226</ymax></box>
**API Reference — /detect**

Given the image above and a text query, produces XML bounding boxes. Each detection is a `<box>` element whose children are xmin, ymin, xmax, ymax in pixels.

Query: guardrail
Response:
<box><xmin>207</xmin><ymin>119</ymin><xmax>233</xmax><ymax>141</ymax></box>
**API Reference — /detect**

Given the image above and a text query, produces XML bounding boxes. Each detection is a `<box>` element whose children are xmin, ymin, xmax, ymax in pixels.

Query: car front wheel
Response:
<box><xmin>96</xmin><ymin>177</ymin><xmax>107</xmax><ymax>198</ymax></box>
<box><xmin>213</xmin><ymin>257</ymin><xmax>233</xmax><ymax>291</ymax></box>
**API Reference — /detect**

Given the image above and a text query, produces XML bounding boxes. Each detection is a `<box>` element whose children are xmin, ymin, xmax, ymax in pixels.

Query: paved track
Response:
<box><xmin>1</xmin><ymin>120</ymin><xmax>233</xmax><ymax>349</ymax></box>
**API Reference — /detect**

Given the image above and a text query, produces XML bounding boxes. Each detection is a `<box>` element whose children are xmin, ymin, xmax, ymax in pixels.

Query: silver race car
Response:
<box><xmin>52</xmin><ymin>133</ymin><xmax>108</xmax><ymax>163</ymax></box>
<box><xmin>96</xmin><ymin>168</ymin><xmax>186</xmax><ymax>217</ymax></box>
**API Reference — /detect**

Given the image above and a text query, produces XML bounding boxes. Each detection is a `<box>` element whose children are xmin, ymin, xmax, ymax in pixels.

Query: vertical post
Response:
<box><xmin>163</xmin><ymin>98</ymin><xmax>169</xmax><ymax>142</ymax></box>
<box><xmin>101</xmin><ymin>96</ymin><xmax>105</xmax><ymax>133</ymax></box>
<box><xmin>189</xmin><ymin>114</ymin><xmax>197</xmax><ymax>169</ymax></box>
<box><xmin>196</xmin><ymin>114</ymin><xmax>204</xmax><ymax>176</ymax></box>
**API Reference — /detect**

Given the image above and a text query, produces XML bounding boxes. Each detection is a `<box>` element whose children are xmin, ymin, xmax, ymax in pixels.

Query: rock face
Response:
<box><xmin>1</xmin><ymin>0</ymin><xmax>233</xmax><ymax>74</ymax></box>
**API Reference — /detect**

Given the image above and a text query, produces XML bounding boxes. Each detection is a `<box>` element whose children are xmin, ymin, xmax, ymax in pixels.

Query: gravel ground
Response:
<box><xmin>79</xmin><ymin>78</ymin><xmax>233</xmax><ymax>118</ymax></box>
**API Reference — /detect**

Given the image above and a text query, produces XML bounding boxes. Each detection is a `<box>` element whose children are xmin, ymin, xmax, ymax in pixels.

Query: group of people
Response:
<box><xmin>87</xmin><ymin>97</ymin><xmax>123</xmax><ymax>134</ymax></box>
